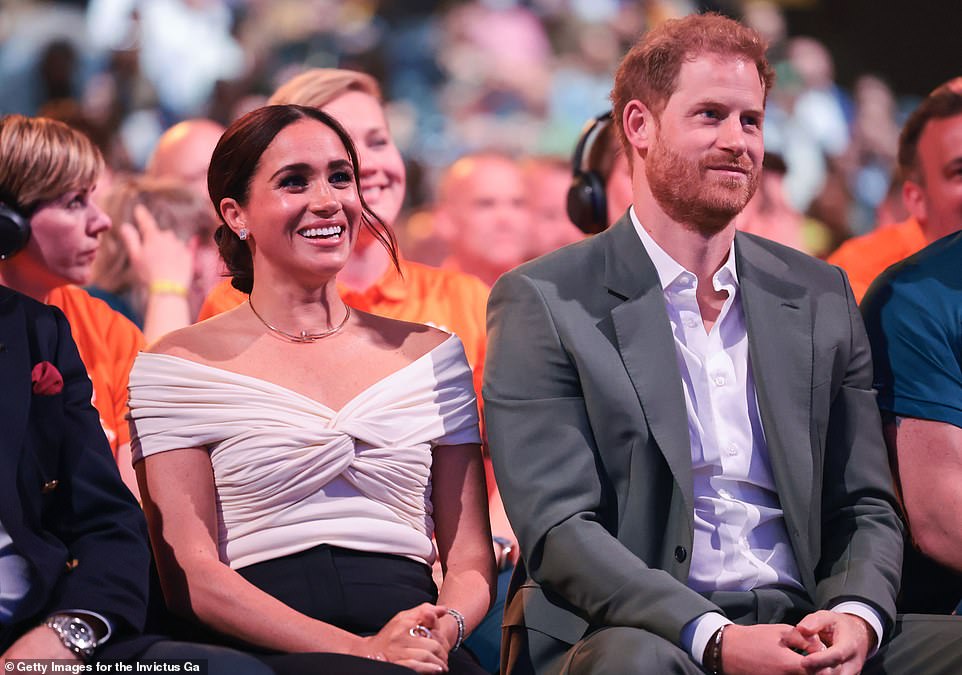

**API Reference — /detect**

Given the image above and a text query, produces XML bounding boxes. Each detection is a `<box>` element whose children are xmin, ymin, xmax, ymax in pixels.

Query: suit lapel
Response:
<box><xmin>735</xmin><ymin>234</ymin><xmax>816</xmax><ymax>584</ymax></box>
<box><xmin>603</xmin><ymin>218</ymin><xmax>694</xmax><ymax>513</ymax></box>
<box><xmin>0</xmin><ymin>288</ymin><xmax>31</xmax><ymax>516</ymax></box>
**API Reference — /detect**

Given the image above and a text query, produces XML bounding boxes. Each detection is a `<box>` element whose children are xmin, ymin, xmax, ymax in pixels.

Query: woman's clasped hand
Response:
<box><xmin>359</xmin><ymin>604</ymin><xmax>453</xmax><ymax>672</ymax></box>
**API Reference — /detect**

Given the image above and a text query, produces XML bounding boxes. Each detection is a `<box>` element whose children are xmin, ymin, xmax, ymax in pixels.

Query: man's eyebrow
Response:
<box><xmin>688</xmin><ymin>99</ymin><xmax>765</xmax><ymax>117</ymax></box>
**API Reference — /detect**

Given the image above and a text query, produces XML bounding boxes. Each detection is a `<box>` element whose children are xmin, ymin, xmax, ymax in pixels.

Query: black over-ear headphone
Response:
<box><xmin>0</xmin><ymin>201</ymin><xmax>31</xmax><ymax>260</ymax></box>
<box><xmin>566</xmin><ymin>111</ymin><xmax>613</xmax><ymax>235</ymax></box>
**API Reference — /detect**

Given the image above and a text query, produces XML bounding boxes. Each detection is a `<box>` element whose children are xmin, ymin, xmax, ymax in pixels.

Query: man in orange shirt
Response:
<box><xmin>829</xmin><ymin>79</ymin><xmax>962</xmax><ymax>302</ymax></box>
<box><xmin>433</xmin><ymin>152</ymin><xmax>531</xmax><ymax>288</ymax></box>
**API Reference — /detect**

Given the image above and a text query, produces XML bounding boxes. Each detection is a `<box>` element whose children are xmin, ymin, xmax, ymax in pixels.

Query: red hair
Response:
<box><xmin>611</xmin><ymin>13</ymin><xmax>775</xmax><ymax>160</ymax></box>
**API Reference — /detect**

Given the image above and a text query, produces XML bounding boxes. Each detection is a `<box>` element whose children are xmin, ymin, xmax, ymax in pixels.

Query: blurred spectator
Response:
<box><xmin>543</xmin><ymin>19</ymin><xmax>623</xmax><ymax>155</ymax></box>
<box><xmin>146</xmin><ymin>118</ymin><xmax>226</xmax><ymax>203</ymax></box>
<box><xmin>521</xmin><ymin>155</ymin><xmax>584</xmax><ymax>259</ymax></box>
<box><xmin>397</xmin><ymin>208</ymin><xmax>449</xmax><ymax>268</ymax></box>
<box><xmin>433</xmin><ymin>152</ymin><xmax>530</xmax><ymax>287</ymax></box>
<box><xmin>829</xmin><ymin>79</ymin><xmax>962</xmax><ymax>302</ymax></box>
<box><xmin>86</xmin><ymin>0</ymin><xmax>245</xmax><ymax>119</ymax></box>
<box><xmin>39</xmin><ymin>98</ymin><xmax>133</xmax><ymax>175</ymax></box>
<box><xmin>0</xmin><ymin>2</ymin><xmax>91</xmax><ymax>116</ymax></box>
<box><xmin>764</xmin><ymin>36</ymin><xmax>849</xmax><ymax>215</ymax></box>
<box><xmin>90</xmin><ymin>175</ymin><xmax>220</xmax><ymax>340</ymax></box>
<box><xmin>735</xmin><ymin>153</ymin><xmax>834</xmax><ymax>257</ymax></box>
<box><xmin>741</xmin><ymin>0</ymin><xmax>789</xmax><ymax>63</ymax></box>
<box><xmin>433</xmin><ymin>2</ymin><xmax>553</xmax><ymax>160</ymax></box>
<box><xmin>838</xmin><ymin>75</ymin><xmax>902</xmax><ymax>233</ymax></box>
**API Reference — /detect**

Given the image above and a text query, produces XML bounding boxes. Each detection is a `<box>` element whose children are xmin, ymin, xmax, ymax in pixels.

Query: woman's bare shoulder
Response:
<box><xmin>146</xmin><ymin>306</ymin><xmax>248</xmax><ymax>359</ymax></box>
<box><xmin>353</xmin><ymin>311</ymin><xmax>453</xmax><ymax>361</ymax></box>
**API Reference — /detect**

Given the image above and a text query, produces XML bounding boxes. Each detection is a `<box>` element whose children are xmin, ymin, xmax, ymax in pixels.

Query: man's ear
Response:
<box><xmin>220</xmin><ymin>197</ymin><xmax>246</xmax><ymax>235</ymax></box>
<box><xmin>623</xmin><ymin>100</ymin><xmax>656</xmax><ymax>156</ymax></box>
<box><xmin>902</xmin><ymin>179</ymin><xmax>928</xmax><ymax>225</ymax></box>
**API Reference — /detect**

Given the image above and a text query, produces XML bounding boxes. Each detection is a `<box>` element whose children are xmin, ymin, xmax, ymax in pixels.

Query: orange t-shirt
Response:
<box><xmin>45</xmin><ymin>285</ymin><xmax>145</xmax><ymax>459</ymax></box>
<box><xmin>827</xmin><ymin>217</ymin><xmax>927</xmax><ymax>303</ymax></box>
<box><xmin>197</xmin><ymin>259</ymin><xmax>490</xmax><ymax>394</ymax></box>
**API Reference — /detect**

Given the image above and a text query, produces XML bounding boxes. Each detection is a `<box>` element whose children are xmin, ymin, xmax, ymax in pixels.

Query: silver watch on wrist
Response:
<box><xmin>44</xmin><ymin>614</ymin><xmax>99</xmax><ymax>661</ymax></box>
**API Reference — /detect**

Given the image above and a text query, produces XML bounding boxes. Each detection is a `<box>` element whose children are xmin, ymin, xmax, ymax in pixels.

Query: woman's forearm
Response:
<box><xmin>168</xmin><ymin>555</ymin><xmax>367</xmax><ymax>656</ymax></box>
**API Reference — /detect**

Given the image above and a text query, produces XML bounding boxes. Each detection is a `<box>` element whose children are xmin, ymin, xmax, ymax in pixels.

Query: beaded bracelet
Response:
<box><xmin>447</xmin><ymin>608</ymin><xmax>465</xmax><ymax>652</ymax></box>
<box><xmin>705</xmin><ymin>624</ymin><xmax>726</xmax><ymax>675</ymax></box>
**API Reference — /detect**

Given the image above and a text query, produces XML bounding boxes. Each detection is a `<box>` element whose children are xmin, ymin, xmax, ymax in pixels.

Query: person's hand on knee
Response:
<box><xmin>358</xmin><ymin>603</ymin><xmax>450</xmax><ymax>673</ymax></box>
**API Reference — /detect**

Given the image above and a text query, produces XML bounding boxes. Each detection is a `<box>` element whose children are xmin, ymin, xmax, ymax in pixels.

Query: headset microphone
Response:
<box><xmin>566</xmin><ymin>111</ymin><xmax>613</xmax><ymax>235</ymax></box>
<box><xmin>0</xmin><ymin>201</ymin><xmax>31</xmax><ymax>260</ymax></box>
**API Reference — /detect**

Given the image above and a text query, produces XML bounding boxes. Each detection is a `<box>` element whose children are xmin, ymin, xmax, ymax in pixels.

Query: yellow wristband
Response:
<box><xmin>148</xmin><ymin>279</ymin><xmax>189</xmax><ymax>297</ymax></box>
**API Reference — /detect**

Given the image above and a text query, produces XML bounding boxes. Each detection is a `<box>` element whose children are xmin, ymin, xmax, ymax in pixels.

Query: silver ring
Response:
<box><xmin>409</xmin><ymin>624</ymin><xmax>432</xmax><ymax>639</ymax></box>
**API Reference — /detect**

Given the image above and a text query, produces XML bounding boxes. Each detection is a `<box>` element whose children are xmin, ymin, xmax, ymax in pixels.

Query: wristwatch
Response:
<box><xmin>44</xmin><ymin>614</ymin><xmax>99</xmax><ymax>661</ymax></box>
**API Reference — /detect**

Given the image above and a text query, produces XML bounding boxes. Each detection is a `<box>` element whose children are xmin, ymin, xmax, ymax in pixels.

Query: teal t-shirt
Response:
<box><xmin>861</xmin><ymin>231</ymin><xmax>962</xmax><ymax>429</ymax></box>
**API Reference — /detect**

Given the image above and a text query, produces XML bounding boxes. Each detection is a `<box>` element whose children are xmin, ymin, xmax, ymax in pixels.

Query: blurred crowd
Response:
<box><xmin>0</xmin><ymin>0</ymin><xmax>924</xmax><ymax>260</ymax></box>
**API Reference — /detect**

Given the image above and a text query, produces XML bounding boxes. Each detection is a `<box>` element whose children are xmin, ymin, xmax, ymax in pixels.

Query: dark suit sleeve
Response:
<box><xmin>41</xmin><ymin>306</ymin><xmax>151</xmax><ymax>635</ymax></box>
<box><xmin>484</xmin><ymin>271</ymin><xmax>717</xmax><ymax>645</ymax></box>
<box><xmin>813</xmin><ymin>268</ymin><xmax>903</xmax><ymax>629</ymax></box>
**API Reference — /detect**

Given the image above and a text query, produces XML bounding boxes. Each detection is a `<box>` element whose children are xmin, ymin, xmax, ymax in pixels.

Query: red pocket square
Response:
<box><xmin>31</xmin><ymin>361</ymin><xmax>64</xmax><ymax>395</ymax></box>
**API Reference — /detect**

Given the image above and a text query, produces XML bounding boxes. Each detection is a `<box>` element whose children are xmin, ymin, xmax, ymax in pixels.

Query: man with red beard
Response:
<box><xmin>484</xmin><ymin>13</ymin><xmax>962</xmax><ymax>675</ymax></box>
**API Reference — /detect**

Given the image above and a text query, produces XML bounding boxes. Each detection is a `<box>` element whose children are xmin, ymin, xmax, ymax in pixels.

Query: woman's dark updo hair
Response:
<box><xmin>207</xmin><ymin>104</ymin><xmax>399</xmax><ymax>293</ymax></box>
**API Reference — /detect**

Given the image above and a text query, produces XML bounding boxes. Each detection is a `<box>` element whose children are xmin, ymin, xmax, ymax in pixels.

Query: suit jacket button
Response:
<box><xmin>42</xmin><ymin>479</ymin><xmax>59</xmax><ymax>493</ymax></box>
<box><xmin>674</xmin><ymin>546</ymin><xmax>687</xmax><ymax>563</ymax></box>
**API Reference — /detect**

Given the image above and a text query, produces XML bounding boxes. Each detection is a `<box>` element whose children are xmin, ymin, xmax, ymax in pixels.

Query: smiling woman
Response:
<box><xmin>0</xmin><ymin>114</ymin><xmax>144</xmax><ymax>496</ymax></box>
<box><xmin>128</xmin><ymin>105</ymin><xmax>495</xmax><ymax>675</ymax></box>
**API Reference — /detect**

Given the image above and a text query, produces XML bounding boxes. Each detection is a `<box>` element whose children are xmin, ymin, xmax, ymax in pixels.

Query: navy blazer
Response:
<box><xmin>0</xmin><ymin>285</ymin><xmax>151</xmax><ymax>654</ymax></box>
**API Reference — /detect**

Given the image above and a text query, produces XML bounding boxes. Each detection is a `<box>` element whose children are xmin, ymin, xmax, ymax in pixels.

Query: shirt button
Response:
<box><xmin>727</xmin><ymin>444</ymin><xmax>738</xmax><ymax>456</ymax></box>
<box><xmin>684</xmin><ymin>318</ymin><xmax>698</xmax><ymax>329</ymax></box>
<box><xmin>713</xmin><ymin>375</ymin><xmax>726</xmax><ymax>386</ymax></box>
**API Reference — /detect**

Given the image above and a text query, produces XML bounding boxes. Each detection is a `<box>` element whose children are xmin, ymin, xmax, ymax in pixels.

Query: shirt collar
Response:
<box><xmin>629</xmin><ymin>206</ymin><xmax>739</xmax><ymax>292</ymax></box>
<box><xmin>337</xmin><ymin>254</ymin><xmax>409</xmax><ymax>302</ymax></box>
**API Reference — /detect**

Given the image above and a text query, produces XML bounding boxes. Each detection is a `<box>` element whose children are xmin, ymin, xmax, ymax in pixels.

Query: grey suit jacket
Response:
<box><xmin>483</xmin><ymin>216</ymin><xmax>904</xmax><ymax>671</ymax></box>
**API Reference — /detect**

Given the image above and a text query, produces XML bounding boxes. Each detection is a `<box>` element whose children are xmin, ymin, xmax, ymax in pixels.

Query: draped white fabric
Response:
<box><xmin>128</xmin><ymin>335</ymin><xmax>480</xmax><ymax>569</ymax></box>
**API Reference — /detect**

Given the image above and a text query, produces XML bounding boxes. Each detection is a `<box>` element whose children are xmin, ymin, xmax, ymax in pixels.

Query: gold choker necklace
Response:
<box><xmin>248</xmin><ymin>297</ymin><xmax>351</xmax><ymax>343</ymax></box>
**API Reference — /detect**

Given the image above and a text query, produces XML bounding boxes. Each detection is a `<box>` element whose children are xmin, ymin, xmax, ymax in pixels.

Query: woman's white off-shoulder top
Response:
<box><xmin>128</xmin><ymin>335</ymin><xmax>480</xmax><ymax>569</ymax></box>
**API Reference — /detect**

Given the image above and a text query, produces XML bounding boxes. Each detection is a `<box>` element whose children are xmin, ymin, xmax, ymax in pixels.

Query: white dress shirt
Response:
<box><xmin>630</xmin><ymin>209</ymin><xmax>882</xmax><ymax>664</ymax></box>
<box><xmin>0</xmin><ymin>518</ymin><xmax>32</xmax><ymax>624</ymax></box>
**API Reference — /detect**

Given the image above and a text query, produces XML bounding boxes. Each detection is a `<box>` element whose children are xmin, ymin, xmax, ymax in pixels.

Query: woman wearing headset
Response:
<box><xmin>0</xmin><ymin>114</ymin><xmax>142</xmax><ymax>496</ymax></box>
